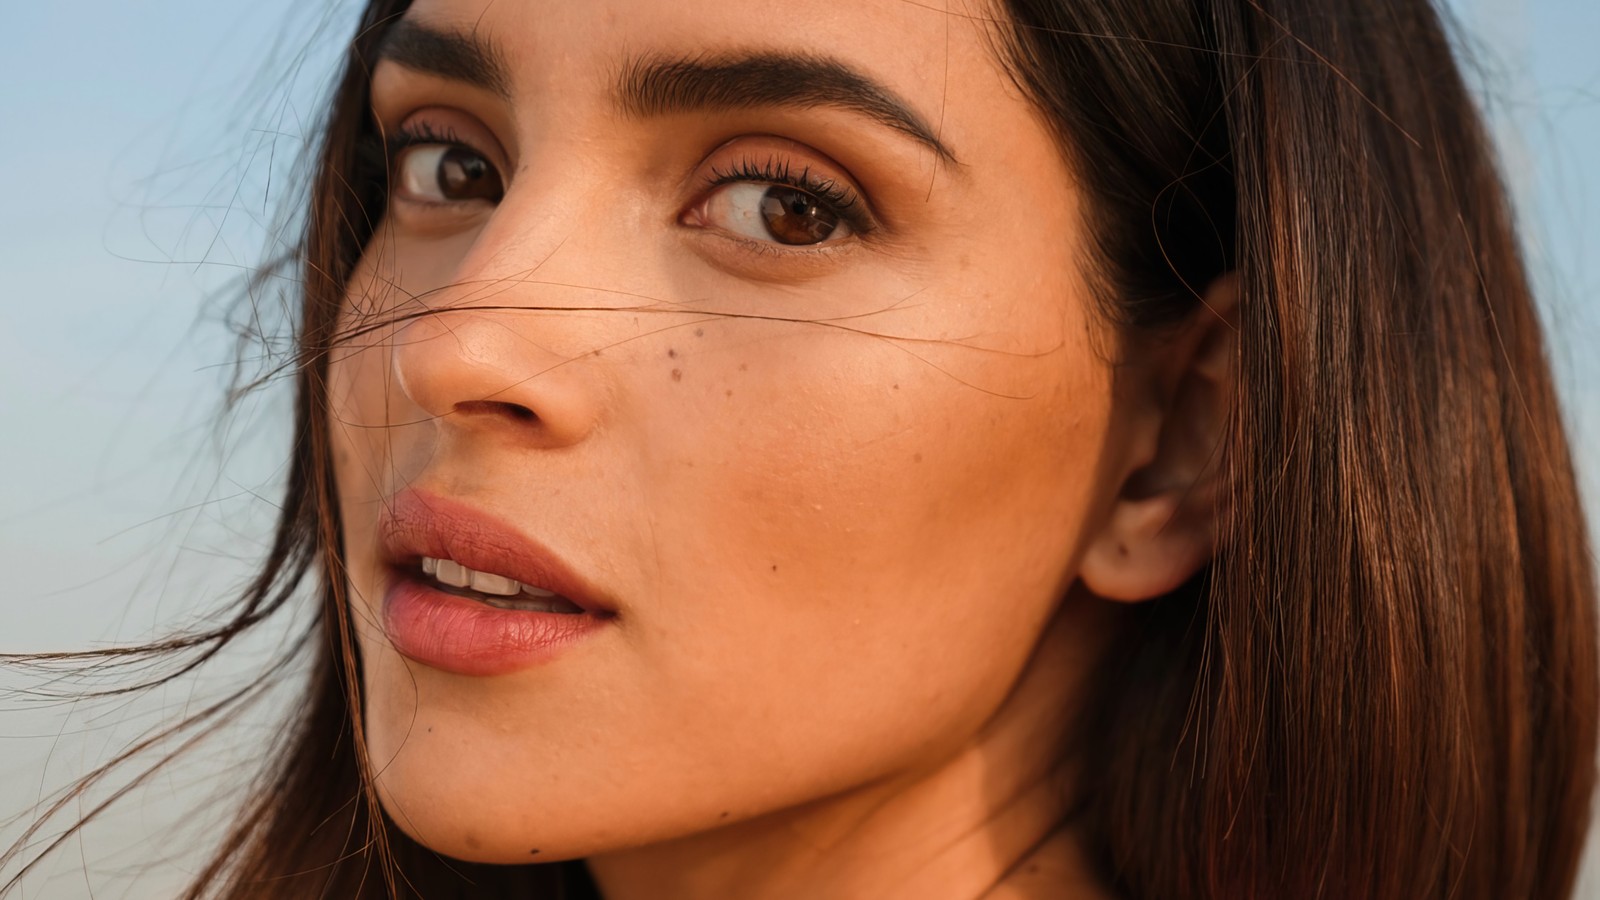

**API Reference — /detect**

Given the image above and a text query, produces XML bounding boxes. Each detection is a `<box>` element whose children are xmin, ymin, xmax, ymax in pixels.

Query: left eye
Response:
<box><xmin>394</xmin><ymin>144</ymin><xmax>504</xmax><ymax>204</ymax></box>
<box><xmin>699</xmin><ymin>183</ymin><xmax>853</xmax><ymax>246</ymax></box>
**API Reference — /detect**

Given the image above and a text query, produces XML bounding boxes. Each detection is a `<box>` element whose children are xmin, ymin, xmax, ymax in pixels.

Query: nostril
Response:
<box><xmin>390</xmin><ymin>314</ymin><xmax>599</xmax><ymax>447</ymax></box>
<box><xmin>453</xmin><ymin>400</ymin><xmax>538</xmax><ymax>423</ymax></box>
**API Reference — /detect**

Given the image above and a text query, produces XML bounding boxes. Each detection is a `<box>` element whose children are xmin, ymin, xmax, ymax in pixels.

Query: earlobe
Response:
<box><xmin>1079</xmin><ymin>492</ymin><xmax>1217</xmax><ymax>601</ymax></box>
<box><xmin>1079</xmin><ymin>272</ymin><xmax>1238</xmax><ymax>603</ymax></box>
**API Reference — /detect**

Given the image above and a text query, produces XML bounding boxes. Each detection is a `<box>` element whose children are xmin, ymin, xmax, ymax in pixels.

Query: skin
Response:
<box><xmin>326</xmin><ymin>0</ymin><xmax>1235</xmax><ymax>897</ymax></box>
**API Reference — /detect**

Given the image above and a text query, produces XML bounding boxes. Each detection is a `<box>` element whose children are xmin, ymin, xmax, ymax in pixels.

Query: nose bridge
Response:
<box><xmin>459</xmin><ymin>137</ymin><xmax>610</xmax><ymax>294</ymax></box>
<box><xmin>389</xmin><ymin>152</ymin><xmax>642</xmax><ymax>447</ymax></box>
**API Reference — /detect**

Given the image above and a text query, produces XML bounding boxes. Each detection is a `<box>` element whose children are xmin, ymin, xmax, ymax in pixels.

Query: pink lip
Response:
<box><xmin>377</xmin><ymin>490</ymin><xmax>616</xmax><ymax>676</ymax></box>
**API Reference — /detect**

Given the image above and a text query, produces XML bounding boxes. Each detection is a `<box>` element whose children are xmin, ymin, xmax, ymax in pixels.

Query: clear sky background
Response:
<box><xmin>1</xmin><ymin>0</ymin><xmax>1596</xmax><ymax>896</ymax></box>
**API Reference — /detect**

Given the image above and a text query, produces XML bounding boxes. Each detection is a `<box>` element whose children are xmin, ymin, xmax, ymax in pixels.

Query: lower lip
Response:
<box><xmin>381</xmin><ymin>574</ymin><xmax>611</xmax><ymax>677</ymax></box>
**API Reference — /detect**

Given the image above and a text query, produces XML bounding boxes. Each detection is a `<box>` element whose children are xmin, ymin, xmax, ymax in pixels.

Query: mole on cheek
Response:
<box><xmin>667</xmin><ymin>348</ymin><xmax>677</xmax><ymax>359</ymax></box>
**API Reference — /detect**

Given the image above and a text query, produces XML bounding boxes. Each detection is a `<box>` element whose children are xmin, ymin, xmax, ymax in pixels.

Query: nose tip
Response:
<box><xmin>392</xmin><ymin>311</ymin><xmax>602</xmax><ymax>447</ymax></box>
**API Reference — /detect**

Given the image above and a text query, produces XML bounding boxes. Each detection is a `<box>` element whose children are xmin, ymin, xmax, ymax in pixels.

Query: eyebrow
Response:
<box><xmin>374</xmin><ymin>19</ymin><xmax>512</xmax><ymax>99</ymax></box>
<box><xmin>375</xmin><ymin>20</ymin><xmax>957</xmax><ymax>164</ymax></box>
<box><xmin>617</xmin><ymin>53</ymin><xmax>958</xmax><ymax>163</ymax></box>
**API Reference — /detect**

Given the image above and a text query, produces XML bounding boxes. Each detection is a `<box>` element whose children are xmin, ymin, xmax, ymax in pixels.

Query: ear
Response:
<box><xmin>1079</xmin><ymin>273</ymin><xmax>1238</xmax><ymax>602</ymax></box>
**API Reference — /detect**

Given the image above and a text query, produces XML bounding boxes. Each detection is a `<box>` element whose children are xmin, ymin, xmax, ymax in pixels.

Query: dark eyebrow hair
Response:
<box><xmin>371</xmin><ymin>24</ymin><xmax>956</xmax><ymax>165</ymax></box>
<box><xmin>374</xmin><ymin>18</ymin><xmax>511</xmax><ymax>99</ymax></box>
<box><xmin>617</xmin><ymin>53</ymin><xmax>958</xmax><ymax>164</ymax></box>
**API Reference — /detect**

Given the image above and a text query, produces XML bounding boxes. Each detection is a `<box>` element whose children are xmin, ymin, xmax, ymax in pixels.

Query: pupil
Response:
<box><xmin>760</xmin><ymin>187</ymin><xmax>840</xmax><ymax>245</ymax></box>
<box><xmin>435</xmin><ymin>147</ymin><xmax>500</xmax><ymax>201</ymax></box>
<box><xmin>438</xmin><ymin>150</ymin><xmax>483</xmax><ymax>191</ymax></box>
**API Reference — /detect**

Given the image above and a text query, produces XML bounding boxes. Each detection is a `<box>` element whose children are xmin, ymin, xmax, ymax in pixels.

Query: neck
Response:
<box><xmin>584</xmin><ymin>592</ymin><xmax>1123</xmax><ymax>900</ymax></box>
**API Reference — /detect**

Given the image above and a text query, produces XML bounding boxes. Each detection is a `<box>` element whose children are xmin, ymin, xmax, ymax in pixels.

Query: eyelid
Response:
<box><xmin>700</xmin><ymin>156</ymin><xmax>876</xmax><ymax>236</ymax></box>
<box><xmin>370</xmin><ymin>108</ymin><xmax>512</xmax><ymax>220</ymax></box>
<box><xmin>681</xmin><ymin>140</ymin><xmax>883</xmax><ymax>263</ymax></box>
<box><xmin>381</xmin><ymin>107</ymin><xmax>512</xmax><ymax>178</ymax></box>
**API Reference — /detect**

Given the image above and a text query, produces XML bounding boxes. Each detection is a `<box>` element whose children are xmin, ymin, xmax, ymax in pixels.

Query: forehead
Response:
<box><xmin>398</xmin><ymin>0</ymin><xmax>1023</xmax><ymax>160</ymax></box>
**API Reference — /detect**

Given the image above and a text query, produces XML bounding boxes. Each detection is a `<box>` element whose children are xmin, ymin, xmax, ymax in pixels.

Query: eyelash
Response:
<box><xmin>357</xmin><ymin>120</ymin><xmax>489</xmax><ymax>209</ymax></box>
<box><xmin>362</xmin><ymin>121</ymin><xmax>876</xmax><ymax>242</ymax></box>
<box><xmin>384</xmin><ymin>121</ymin><xmax>466</xmax><ymax>160</ymax></box>
<box><xmin>704</xmin><ymin>157</ymin><xmax>874</xmax><ymax>236</ymax></box>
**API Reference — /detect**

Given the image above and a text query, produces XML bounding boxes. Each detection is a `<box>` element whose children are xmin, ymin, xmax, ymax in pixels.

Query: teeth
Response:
<box><xmin>420</xmin><ymin>555</ymin><xmax>577</xmax><ymax>609</ymax></box>
<box><xmin>434</xmin><ymin>558</ymin><xmax>472</xmax><ymax>588</ymax></box>
<box><xmin>469</xmin><ymin>570</ymin><xmax>520</xmax><ymax>596</ymax></box>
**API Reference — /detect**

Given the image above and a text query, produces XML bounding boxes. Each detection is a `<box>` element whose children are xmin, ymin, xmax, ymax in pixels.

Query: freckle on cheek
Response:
<box><xmin>671</xmin><ymin>369</ymin><xmax>683</xmax><ymax>382</ymax></box>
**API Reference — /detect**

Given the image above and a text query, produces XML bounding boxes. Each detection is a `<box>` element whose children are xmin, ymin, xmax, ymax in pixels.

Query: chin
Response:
<box><xmin>368</xmin><ymin>743</ymin><xmax>597</xmax><ymax>864</ymax></box>
<box><xmin>361</xmin><ymin>714</ymin><xmax>721</xmax><ymax>866</ymax></box>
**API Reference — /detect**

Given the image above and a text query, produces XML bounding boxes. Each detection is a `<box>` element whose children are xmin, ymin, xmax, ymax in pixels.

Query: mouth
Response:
<box><xmin>374</xmin><ymin>490</ymin><xmax>618</xmax><ymax>676</ymax></box>
<box><xmin>415</xmin><ymin>555</ymin><xmax>587</xmax><ymax>614</ymax></box>
<box><xmin>378</xmin><ymin>489</ymin><xmax>616</xmax><ymax>615</ymax></box>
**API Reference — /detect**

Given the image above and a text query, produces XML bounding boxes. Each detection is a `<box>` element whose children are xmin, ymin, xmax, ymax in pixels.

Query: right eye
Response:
<box><xmin>394</xmin><ymin>144</ymin><xmax>505</xmax><ymax>205</ymax></box>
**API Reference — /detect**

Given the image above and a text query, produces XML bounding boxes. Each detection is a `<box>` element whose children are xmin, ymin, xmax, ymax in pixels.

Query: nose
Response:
<box><xmin>391</xmin><ymin>309</ymin><xmax>604</xmax><ymax>448</ymax></box>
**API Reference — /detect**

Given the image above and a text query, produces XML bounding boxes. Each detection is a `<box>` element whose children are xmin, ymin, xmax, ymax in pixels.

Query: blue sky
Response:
<box><xmin>0</xmin><ymin>0</ymin><xmax>1596</xmax><ymax>895</ymax></box>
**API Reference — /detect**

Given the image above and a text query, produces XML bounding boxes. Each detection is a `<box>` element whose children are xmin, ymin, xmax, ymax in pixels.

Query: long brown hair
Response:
<box><xmin>5</xmin><ymin>0</ymin><xmax>1595</xmax><ymax>897</ymax></box>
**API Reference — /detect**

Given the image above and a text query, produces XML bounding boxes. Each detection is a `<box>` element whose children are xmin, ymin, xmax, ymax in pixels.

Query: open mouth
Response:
<box><xmin>417</xmin><ymin>556</ymin><xmax>587</xmax><ymax>614</ymax></box>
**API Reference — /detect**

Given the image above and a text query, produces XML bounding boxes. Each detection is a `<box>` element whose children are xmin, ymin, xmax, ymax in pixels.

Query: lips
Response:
<box><xmin>374</xmin><ymin>489</ymin><xmax>616</xmax><ymax>676</ymax></box>
<box><xmin>379</xmin><ymin>490</ymin><xmax>615</xmax><ymax>615</ymax></box>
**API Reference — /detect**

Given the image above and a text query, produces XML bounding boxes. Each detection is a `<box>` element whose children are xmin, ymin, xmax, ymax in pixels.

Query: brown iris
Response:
<box><xmin>758</xmin><ymin>187</ymin><xmax>842</xmax><ymax>244</ymax></box>
<box><xmin>435</xmin><ymin>147</ymin><xmax>504</xmax><ymax>202</ymax></box>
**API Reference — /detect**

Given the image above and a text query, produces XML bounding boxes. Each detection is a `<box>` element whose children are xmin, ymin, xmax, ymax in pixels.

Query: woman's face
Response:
<box><xmin>328</xmin><ymin>0</ymin><xmax>1152</xmax><ymax>874</ymax></box>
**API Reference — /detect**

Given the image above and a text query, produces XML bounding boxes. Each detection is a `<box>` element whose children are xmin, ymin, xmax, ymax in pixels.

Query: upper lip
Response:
<box><xmin>378</xmin><ymin>489</ymin><xmax>614</xmax><ymax>614</ymax></box>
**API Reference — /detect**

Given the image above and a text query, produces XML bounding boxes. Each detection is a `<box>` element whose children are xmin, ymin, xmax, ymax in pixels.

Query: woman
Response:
<box><xmin>5</xmin><ymin>0</ymin><xmax>1595</xmax><ymax>897</ymax></box>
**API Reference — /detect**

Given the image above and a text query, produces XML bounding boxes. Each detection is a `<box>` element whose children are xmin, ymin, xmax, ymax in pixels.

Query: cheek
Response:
<box><xmin>325</xmin><ymin>239</ymin><xmax>462</xmax><ymax>513</ymax></box>
<box><xmin>653</xmin><ymin>333</ymin><xmax>1102</xmax><ymax>600</ymax></box>
<box><xmin>639</xmin><ymin>265</ymin><xmax>1108</xmax><ymax>617</ymax></box>
<box><xmin>609</xmin><ymin>302</ymin><xmax>1113</xmax><ymax>775</ymax></box>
